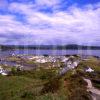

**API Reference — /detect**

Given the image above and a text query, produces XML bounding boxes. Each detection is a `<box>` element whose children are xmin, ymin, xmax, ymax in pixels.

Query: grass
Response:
<box><xmin>0</xmin><ymin>76</ymin><xmax>42</xmax><ymax>100</ymax></box>
<box><xmin>0</xmin><ymin>58</ymin><xmax>95</xmax><ymax>100</ymax></box>
<box><xmin>79</xmin><ymin>57</ymin><xmax>100</xmax><ymax>71</ymax></box>
<box><xmin>1</xmin><ymin>55</ymin><xmax>100</xmax><ymax>100</ymax></box>
<box><xmin>76</xmin><ymin>57</ymin><xmax>100</xmax><ymax>90</ymax></box>
<box><xmin>75</xmin><ymin>57</ymin><xmax>100</xmax><ymax>78</ymax></box>
<box><xmin>6</xmin><ymin>56</ymin><xmax>22</xmax><ymax>62</ymax></box>
<box><xmin>0</xmin><ymin>68</ymin><xmax>61</xmax><ymax>100</ymax></box>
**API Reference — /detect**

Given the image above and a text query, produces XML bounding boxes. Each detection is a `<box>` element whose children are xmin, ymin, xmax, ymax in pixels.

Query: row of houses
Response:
<box><xmin>28</xmin><ymin>56</ymin><xmax>71</xmax><ymax>63</ymax></box>
<box><xmin>0</xmin><ymin>55</ymin><xmax>95</xmax><ymax>76</ymax></box>
<box><xmin>59</xmin><ymin>56</ymin><xmax>94</xmax><ymax>75</ymax></box>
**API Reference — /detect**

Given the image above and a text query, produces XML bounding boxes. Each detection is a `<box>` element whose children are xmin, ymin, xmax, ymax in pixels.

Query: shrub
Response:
<box><xmin>21</xmin><ymin>91</ymin><xmax>35</xmax><ymax>99</ymax></box>
<box><xmin>41</xmin><ymin>77</ymin><xmax>61</xmax><ymax>94</ymax></box>
<box><xmin>11</xmin><ymin>67</ymin><xmax>17</xmax><ymax>74</ymax></box>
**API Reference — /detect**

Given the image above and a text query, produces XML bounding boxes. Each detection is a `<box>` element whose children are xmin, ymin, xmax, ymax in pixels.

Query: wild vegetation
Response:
<box><xmin>0</xmin><ymin>67</ymin><xmax>92</xmax><ymax>100</ymax></box>
<box><xmin>76</xmin><ymin>57</ymin><xmax>100</xmax><ymax>89</ymax></box>
<box><xmin>0</xmin><ymin>56</ymin><xmax>100</xmax><ymax>100</ymax></box>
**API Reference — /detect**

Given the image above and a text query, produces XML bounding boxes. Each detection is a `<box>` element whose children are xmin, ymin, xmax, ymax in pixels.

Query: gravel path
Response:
<box><xmin>84</xmin><ymin>78</ymin><xmax>100</xmax><ymax>100</ymax></box>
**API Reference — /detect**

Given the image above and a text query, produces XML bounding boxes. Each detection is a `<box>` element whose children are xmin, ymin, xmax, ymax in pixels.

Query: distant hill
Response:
<box><xmin>0</xmin><ymin>44</ymin><xmax>100</xmax><ymax>50</ymax></box>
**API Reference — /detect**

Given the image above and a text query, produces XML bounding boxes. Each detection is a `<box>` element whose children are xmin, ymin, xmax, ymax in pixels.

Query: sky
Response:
<box><xmin>0</xmin><ymin>0</ymin><xmax>100</xmax><ymax>45</ymax></box>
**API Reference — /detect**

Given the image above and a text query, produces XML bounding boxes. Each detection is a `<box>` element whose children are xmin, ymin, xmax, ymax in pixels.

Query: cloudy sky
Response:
<box><xmin>0</xmin><ymin>0</ymin><xmax>100</xmax><ymax>45</ymax></box>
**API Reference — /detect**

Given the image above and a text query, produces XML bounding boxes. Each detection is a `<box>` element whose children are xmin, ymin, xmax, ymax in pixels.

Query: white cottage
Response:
<box><xmin>86</xmin><ymin>67</ymin><xmax>94</xmax><ymax>73</ymax></box>
<box><xmin>0</xmin><ymin>66</ymin><xmax>8</xmax><ymax>76</ymax></box>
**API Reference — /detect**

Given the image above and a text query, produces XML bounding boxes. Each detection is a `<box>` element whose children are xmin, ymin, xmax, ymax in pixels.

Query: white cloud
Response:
<box><xmin>35</xmin><ymin>0</ymin><xmax>60</xmax><ymax>7</ymax></box>
<box><xmin>0</xmin><ymin>1</ymin><xmax>100</xmax><ymax>45</ymax></box>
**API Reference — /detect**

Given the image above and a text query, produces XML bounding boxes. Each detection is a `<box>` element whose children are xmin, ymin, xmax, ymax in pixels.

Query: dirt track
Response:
<box><xmin>84</xmin><ymin>78</ymin><xmax>100</xmax><ymax>100</ymax></box>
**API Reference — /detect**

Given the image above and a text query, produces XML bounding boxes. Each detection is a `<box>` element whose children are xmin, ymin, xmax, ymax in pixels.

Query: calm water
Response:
<box><xmin>0</xmin><ymin>49</ymin><xmax>100</xmax><ymax>57</ymax></box>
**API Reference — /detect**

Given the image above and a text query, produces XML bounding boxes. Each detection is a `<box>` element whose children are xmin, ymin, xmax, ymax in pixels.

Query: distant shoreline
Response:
<box><xmin>1</xmin><ymin>44</ymin><xmax>100</xmax><ymax>50</ymax></box>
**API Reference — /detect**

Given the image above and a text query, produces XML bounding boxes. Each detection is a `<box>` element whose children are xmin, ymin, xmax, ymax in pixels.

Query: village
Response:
<box><xmin>0</xmin><ymin>54</ymin><xmax>96</xmax><ymax>76</ymax></box>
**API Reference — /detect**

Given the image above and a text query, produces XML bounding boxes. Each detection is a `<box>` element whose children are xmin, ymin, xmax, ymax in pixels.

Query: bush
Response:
<box><xmin>39</xmin><ymin>69</ymin><xmax>56</xmax><ymax>80</ymax></box>
<box><xmin>21</xmin><ymin>91</ymin><xmax>35</xmax><ymax>99</ymax></box>
<box><xmin>70</xmin><ymin>88</ymin><xmax>92</xmax><ymax>100</ymax></box>
<box><xmin>11</xmin><ymin>67</ymin><xmax>17</xmax><ymax>74</ymax></box>
<box><xmin>41</xmin><ymin>77</ymin><xmax>61</xmax><ymax>94</ymax></box>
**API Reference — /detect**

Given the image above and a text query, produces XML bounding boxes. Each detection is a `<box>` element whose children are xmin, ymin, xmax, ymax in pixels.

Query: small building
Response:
<box><xmin>85</xmin><ymin>67</ymin><xmax>94</xmax><ymax>73</ymax></box>
<box><xmin>65</xmin><ymin>60</ymin><xmax>79</xmax><ymax>69</ymax></box>
<box><xmin>16</xmin><ymin>64</ymin><xmax>24</xmax><ymax>71</ymax></box>
<box><xmin>12</xmin><ymin>53</ymin><xmax>15</xmax><ymax>56</ymax></box>
<box><xmin>0</xmin><ymin>66</ymin><xmax>8</xmax><ymax>76</ymax></box>
<box><xmin>1</xmin><ymin>71</ymin><xmax>8</xmax><ymax>76</ymax></box>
